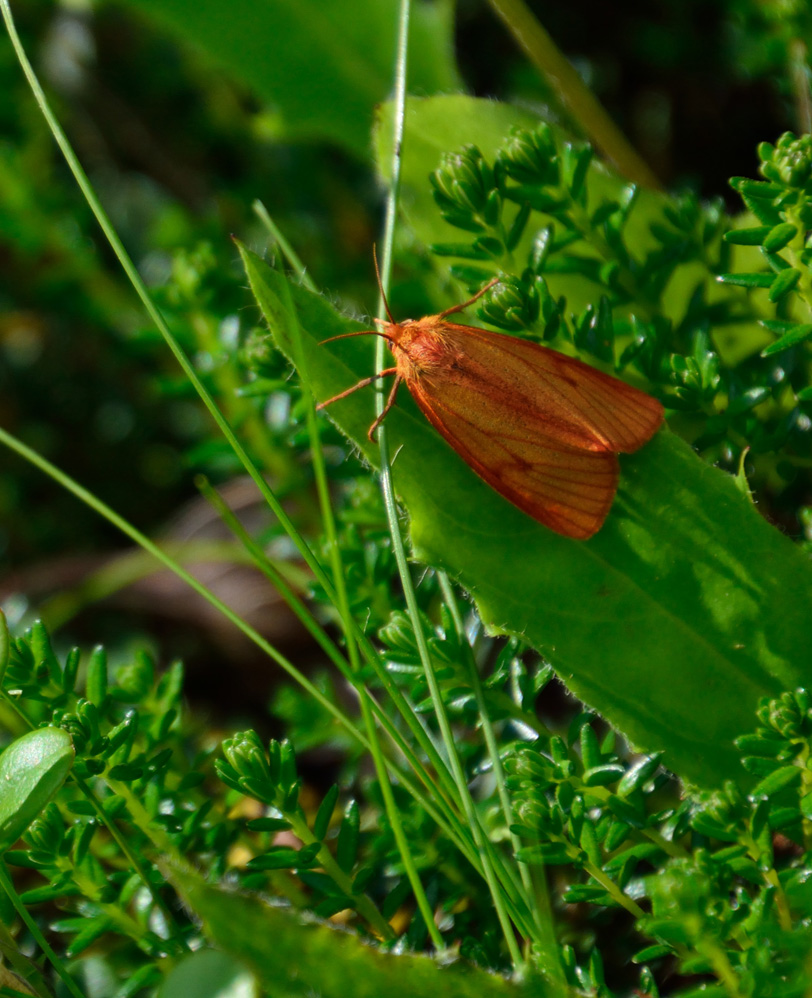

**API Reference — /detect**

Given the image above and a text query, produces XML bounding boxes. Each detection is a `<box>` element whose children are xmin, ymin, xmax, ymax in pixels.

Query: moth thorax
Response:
<box><xmin>394</xmin><ymin>319</ymin><xmax>451</xmax><ymax>374</ymax></box>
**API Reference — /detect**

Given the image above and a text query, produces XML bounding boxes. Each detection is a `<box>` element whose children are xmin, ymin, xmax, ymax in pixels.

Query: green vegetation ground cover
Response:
<box><xmin>3</xmin><ymin>1</ymin><xmax>812</xmax><ymax>996</ymax></box>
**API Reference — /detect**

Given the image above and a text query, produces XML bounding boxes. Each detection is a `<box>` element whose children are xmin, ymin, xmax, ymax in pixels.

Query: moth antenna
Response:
<box><xmin>437</xmin><ymin>276</ymin><xmax>500</xmax><ymax>320</ymax></box>
<box><xmin>320</xmin><ymin>328</ymin><xmax>391</xmax><ymax>346</ymax></box>
<box><xmin>372</xmin><ymin>244</ymin><xmax>396</xmax><ymax>324</ymax></box>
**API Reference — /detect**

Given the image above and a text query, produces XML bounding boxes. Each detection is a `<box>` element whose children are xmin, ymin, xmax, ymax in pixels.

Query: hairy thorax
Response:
<box><xmin>388</xmin><ymin>318</ymin><xmax>458</xmax><ymax>378</ymax></box>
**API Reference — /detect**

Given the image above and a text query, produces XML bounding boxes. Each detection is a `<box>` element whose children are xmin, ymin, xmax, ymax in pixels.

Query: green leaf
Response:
<box><xmin>122</xmin><ymin>0</ymin><xmax>460</xmax><ymax>153</ymax></box>
<box><xmin>313</xmin><ymin>785</ymin><xmax>339</xmax><ymax>842</ymax></box>
<box><xmin>168</xmin><ymin>864</ymin><xmax>550</xmax><ymax>998</ymax></box>
<box><xmin>579</xmin><ymin>724</ymin><xmax>602</xmax><ymax>770</ymax></box>
<box><xmin>750</xmin><ymin>764</ymin><xmax>801</xmax><ymax>798</ymax></box>
<box><xmin>729</xmin><ymin>178</ymin><xmax>783</xmax><ymax>198</ymax></box>
<box><xmin>768</xmin><ymin>267</ymin><xmax>801</xmax><ymax>302</ymax></box>
<box><xmin>763</xmin><ymin>222</ymin><xmax>797</xmax><ymax>253</ymax></box>
<box><xmin>85</xmin><ymin>645</ymin><xmax>108</xmax><ymax>709</ymax></box>
<box><xmin>723</xmin><ymin>226</ymin><xmax>771</xmax><ymax>246</ymax></box>
<box><xmin>239</xmin><ymin>248</ymin><xmax>812</xmax><ymax>790</ymax></box>
<box><xmin>336</xmin><ymin>800</ymin><xmax>360</xmax><ymax>874</ymax></box>
<box><xmin>616</xmin><ymin>755</ymin><xmax>661</xmax><ymax>796</ymax></box>
<box><xmin>158</xmin><ymin>949</ymin><xmax>255</xmax><ymax>998</ymax></box>
<box><xmin>247</xmin><ymin>845</ymin><xmax>318</xmax><ymax>871</ymax></box>
<box><xmin>583</xmin><ymin>764</ymin><xmax>625</xmax><ymax>788</ymax></box>
<box><xmin>632</xmin><ymin>944</ymin><xmax>674</xmax><ymax>963</ymax></box>
<box><xmin>0</xmin><ymin>728</ymin><xmax>74</xmax><ymax>852</ymax></box>
<box><xmin>716</xmin><ymin>273</ymin><xmax>774</xmax><ymax>289</ymax></box>
<box><xmin>562</xmin><ymin>884</ymin><xmax>616</xmax><ymax>906</ymax></box>
<box><xmin>760</xmin><ymin>323</ymin><xmax>812</xmax><ymax>357</ymax></box>
<box><xmin>29</xmin><ymin>620</ymin><xmax>60</xmax><ymax>682</ymax></box>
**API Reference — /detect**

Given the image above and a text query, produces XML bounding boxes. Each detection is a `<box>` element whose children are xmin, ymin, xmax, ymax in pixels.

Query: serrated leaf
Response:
<box><xmin>158</xmin><ymin>950</ymin><xmax>255</xmax><ymax>998</ymax></box>
<box><xmin>239</xmin><ymin>247</ymin><xmax>812</xmax><ymax>790</ymax></box>
<box><xmin>168</xmin><ymin>865</ymin><xmax>544</xmax><ymax>998</ymax></box>
<box><xmin>734</xmin><ymin>732</ymin><xmax>790</xmax><ymax>757</ymax></box>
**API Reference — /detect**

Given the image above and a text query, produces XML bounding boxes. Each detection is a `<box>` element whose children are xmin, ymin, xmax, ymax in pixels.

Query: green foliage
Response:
<box><xmin>121</xmin><ymin>0</ymin><xmax>459</xmax><ymax>153</ymax></box>
<box><xmin>241</xmin><ymin>231</ymin><xmax>812</xmax><ymax>791</ymax></box>
<box><xmin>168</xmin><ymin>864</ymin><xmax>539</xmax><ymax>998</ymax></box>
<box><xmin>7</xmin><ymin>614</ymin><xmax>812</xmax><ymax>996</ymax></box>
<box><xmin>506</xmin><ymin>692</ymin><xmax>812</xmax><ymax>997</ymax></box>
<box><xmin>6</xmin><ymin>1</ymin><xmax>812</xmax><ymax>997</ymax></box>
<box><xmin>0</xmin><ymin>728</ymin><xmax>73</xmax><ymax>852</ymax></box>
<box><xmin>425</xmin><ymin>118</ymin><xmax>812</xmax><ymax>511</ymax></box>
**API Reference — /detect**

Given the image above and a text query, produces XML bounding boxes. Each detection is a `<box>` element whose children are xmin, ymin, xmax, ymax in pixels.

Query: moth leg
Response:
<box><xmin>437</xmin><ymin>276</ymin><xmax>500</xmax><ymax>319</ymax></box>
<box><xmin>316</xmin><ymin>367</ymin><xmax>398</xmax><ymax>410</ymax></box>
<box><xmin>367</xmin><ymin>375</ymin><xmax>403</xmax><ymax>441</ymax></box>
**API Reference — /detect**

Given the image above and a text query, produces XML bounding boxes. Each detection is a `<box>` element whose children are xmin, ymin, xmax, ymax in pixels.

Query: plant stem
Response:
<box><xmin>438</xmin><ymin>574</ymin><xmax>566</xmax><ymax>985</ymax></box>
<box><xmin>486</xmin><ymin>0</ymin><xmax>661</xmax><ymax>190</ymax></box>
<box><xmin>0</xmin><ymin>611</ymin><xmax>8</xmax><ymax>688</ymax></box>
<box><xmin>72</xmin><ymin>774</ymin><xmax>190</xmax><ymax>948</ymax></box>
<box><xmin>282</xmin><ymin>811</ymin><xmax>395</xmax><ymax>940</ymax></box>
<box><xmin>0</xmin><ymin>861</ymin><xmax>86</xmax><ymax>998</ymax></box>
<box><xmin>371</xmin><ymin>0</ymin><xmax>532</xmax><ymax>965</ymax></box>
<box><xmin>242</xmin><ymin>217</ymin><xmax>474</xmax><ymax>827</ymax></box>
<box><xmin>788</xmin><ymin>39</ymin><xmax>812</xmax><ymax>136</ymax></box>
<box><xmin>280</xmin><ymin>236</ymin><xmax>444</xmax><ymax>947</ymax></box>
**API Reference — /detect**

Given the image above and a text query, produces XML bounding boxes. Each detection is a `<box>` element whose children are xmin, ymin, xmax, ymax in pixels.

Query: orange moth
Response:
<box><xmin>317</xmin><ymin>273</ymin><xmax>663</xmax><ymax>540</ymax></box>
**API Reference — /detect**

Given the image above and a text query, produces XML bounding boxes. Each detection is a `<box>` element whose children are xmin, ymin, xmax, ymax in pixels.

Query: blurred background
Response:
<box><xmin>0</xmin><ymin>0</ymin><xmax>806</xmax><ymax>714</ymax></box>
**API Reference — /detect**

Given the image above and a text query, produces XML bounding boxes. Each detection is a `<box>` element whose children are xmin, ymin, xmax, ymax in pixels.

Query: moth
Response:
<box><xmin>317</xmin><ymin>274</ymin><xmax>663</xmax><ymax>539</ymax></box>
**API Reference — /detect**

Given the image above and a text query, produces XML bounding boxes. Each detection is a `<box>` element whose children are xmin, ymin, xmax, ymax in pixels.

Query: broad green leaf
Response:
<box><xmin>0</xmin><ymin>727</ymin><xmax>74</xmax><ymax>851</ymax></box>
<box><xmin>122</xmin><ymin>0</ymin><xmax>460</xmax><ymax>153</ymax></box>
<box><xmin>168</xmin><ymin>863</ymin><xmax>554</xmax><ymax>998</ymax></box>
<box><xmin>239</xmin><ymin>245</ymin><xmax>812</xmax><ymax>789</ymax></box>
<box><xmin>158</xmin><ymin>950</ymin><xmax>256</xmax><ymax>998</ymax></box>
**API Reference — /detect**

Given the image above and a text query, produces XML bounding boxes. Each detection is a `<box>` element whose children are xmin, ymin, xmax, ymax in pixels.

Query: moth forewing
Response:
<box><xmin>317</xmin><ymin>278</ymin><xmax>663</xmax><ymax>538</ymax></box>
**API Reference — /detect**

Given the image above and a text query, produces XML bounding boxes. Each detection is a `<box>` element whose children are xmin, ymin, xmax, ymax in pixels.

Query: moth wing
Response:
<box><xmin>408</xmin><ymin>377</ymin><xmax>620</xmax><ymax>539</ymax></box>
<box><xmin>452</xmin><ymin>325</ymin><xmax>664</xmax><ymax>452</ymax></box>
<box><xmin>402</xmin><ymin>322</ymin><xmax>663</xmax><ymax>537</ymax></box>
